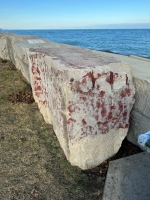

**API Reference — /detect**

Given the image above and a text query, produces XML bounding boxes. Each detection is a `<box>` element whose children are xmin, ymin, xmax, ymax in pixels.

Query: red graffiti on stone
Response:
<box><xmin>30</xmin><ymin>54</ymin><xmax>48</xmax><ymax>106</ymax></box>
<box><xmin>29</xmin><ymin>53</ymin><xmax>134</xmax><ymax>144</ymax></box>
<box><xmin>67</xmin><ymin>71</ymin><xmax>134</xmax><ymax>142</ymax></box>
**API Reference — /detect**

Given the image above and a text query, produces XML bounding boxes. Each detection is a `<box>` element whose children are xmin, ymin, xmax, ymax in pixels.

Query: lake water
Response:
<box><xmin>0</xmin><ymin>29</ymin><xmax>150</xmax><ymax>58</ymax></box>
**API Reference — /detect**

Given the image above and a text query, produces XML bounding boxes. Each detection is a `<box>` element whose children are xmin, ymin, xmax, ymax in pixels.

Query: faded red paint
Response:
<box><xmin>89</xmin><ymin>126</ymin><xmax>93</xmax><ymax>132</ymax></box>
<box><xmin>99</xmin><ymin>91</ymin><xmax>105</xmax><ymax>98</ymax></box>
<box><xmin>30</xmin><ymin>53</ymin><xmax>49</xmax><ymax>106</ymax></box>
<box><xmin>35</xmin><ymin>85</ymin><xmax>42</xmax><ymax>91</ymax></box>
<box><xmin>107</xmin><ymin>112</ymin><xmax>113</xmax><ymax>120</ymax></box>
<box><xmin>85</xmin><ymin>71</ymin><xmax>97</xmax><ymax>87</ymax></box>
<box><xmin>106</xmin><ymin>71</ymin><xmax>114</xmax><ymax>84</ymax></box>
<box><xmin>94</xmin><ymin>115</ymin><xmax>99</xmax><ymax>121</ymax></box>
<box><xmin>121</xmin><ymin>88</ymin><xmax>131</xmax><ymax>98</ymax></box>
<box><xmin>68</xmin><ymin>118</ymin><xmax>76</xmax><ymax>124</ymax></box>
<box><xmin>96</xmin><ymin>102</ymin><xmax>101</xmax><ymax>109</ymax></box>
<box><xmin>68</xmin><ymin>105</ymin><xmax>75</xmax><ymax>113</ymax></box>
<box><xmin>110</xmin><ymin>71</ymin><xmax>114</xmax><ymax>84</ymax></box>
<box><xmin>82</xmin><ymin>71</ymin><xmax>102</xmax><ymax>88</ymax></box>
<box><xmin>82</xmin><ymin>119</ymin><xmax>87</xmax><ymax>125</ymax></box>
<box><xmin>96</xmin><ymin>85</ymin><xmax>100</xmax><ymax>90</ymax></box>
<box><xmin>80</xmin><ymin>96</ymin><xmax>87</xmax><ymax>101</ymax></box>
<box><xmin>101</xmin><ymin>103</ymin><xmax>107</xmax><ymax>118</ymax></box>
<box><xmin>110</xmin><ymin>105</ymin><xmax>115</xmax><ymax>110</ymax></box>
<box><xmin>36</xmin><ymin>77</ymin><xmax>42</xmax><ymax>81</ymax></box>
<box><xmin>118</xmin><ymin>101</ymin><xmax>123</xmax><ymax>112</ymax></box>
<box><xmin>123</xmin><ymin>111</ymin><xmax>127</xmax><ymax>118</ymax></box>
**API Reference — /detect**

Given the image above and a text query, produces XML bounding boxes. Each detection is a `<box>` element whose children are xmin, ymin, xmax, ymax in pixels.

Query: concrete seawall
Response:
<box><xmin>0</xmin><ymin>33</ymin><xmax>143</xmax><ymax>169</ymax></box>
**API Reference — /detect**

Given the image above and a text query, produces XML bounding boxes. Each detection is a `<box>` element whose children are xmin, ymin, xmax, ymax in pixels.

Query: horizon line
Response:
<box><xmin>1</xmin><ymin>27</ymin><xmax>150</xmax><ymax>31</ymax></box>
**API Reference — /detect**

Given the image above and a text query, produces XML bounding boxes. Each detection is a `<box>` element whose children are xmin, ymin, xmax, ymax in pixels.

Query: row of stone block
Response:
<box><xmin>0</xmin><ymin>33</ymin><xmax>147</xmax><ymax>169</ymax></box>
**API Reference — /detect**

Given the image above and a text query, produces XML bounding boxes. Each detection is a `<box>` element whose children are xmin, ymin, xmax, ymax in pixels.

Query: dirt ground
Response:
<box><xmin>0</xmin><ymin>58</ymin><xmax>105</xmax><ymax>200</ymax></box>
<box><xmin>0</xmin><ymin>58</ymin><xmax>143</xmax><ymax>200</ymax></box>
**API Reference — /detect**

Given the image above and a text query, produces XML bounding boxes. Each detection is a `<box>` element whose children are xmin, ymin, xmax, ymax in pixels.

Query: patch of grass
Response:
<box><xmin>0</xmin><ymin>59</ymin><xmax>103</xmax><ymax>200</ymax></box>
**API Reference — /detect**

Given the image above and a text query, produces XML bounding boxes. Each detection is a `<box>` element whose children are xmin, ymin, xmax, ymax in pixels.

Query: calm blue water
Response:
<box><xmin>0</xmin><ymin>29</ymin><xmax>150</xmax><ymax>58</ymax></box>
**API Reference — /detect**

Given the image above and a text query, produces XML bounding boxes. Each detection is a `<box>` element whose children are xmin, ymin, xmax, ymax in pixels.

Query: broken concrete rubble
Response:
<box><xmin>0</xmin><ymin>33</ymin><xmax>135</xmax><ymax>169</ymax></box>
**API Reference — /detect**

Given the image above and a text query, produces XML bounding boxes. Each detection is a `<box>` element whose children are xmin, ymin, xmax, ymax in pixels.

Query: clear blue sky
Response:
<box><xmin>0</xmin><ymin>0</ymin><xmax>150</xmax><ymax>29</ymax></box>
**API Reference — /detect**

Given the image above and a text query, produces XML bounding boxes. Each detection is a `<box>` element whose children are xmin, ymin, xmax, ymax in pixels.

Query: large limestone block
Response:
<box><xmin>0</xmin><ymin>33</ymin><xmax>135</xmax><ymax>169</ymax></box>
<box><xmin>28</xmin><ymin>45</ymin><xmax>135</xmax><ymax>169</ymax></box>
<box><xmin>0</xmin><ymin>33</ymin><xmax>37</xmax><ymax>83</ymax></box>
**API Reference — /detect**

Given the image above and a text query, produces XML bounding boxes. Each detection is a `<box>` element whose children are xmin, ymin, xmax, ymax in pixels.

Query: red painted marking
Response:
<box><xmin>30</xmin><ymin>54</ymin><xmax>50</xmax><ymax>107</ymax></box>
<box><xmin>99</xmin><ymin>91</ymin><xmax>105</xmax><ymax>98</ymax></box>
<box><xmin>94</xmin><ymin>115</ymin><xmax>99</xmax><ymax>121</ymax></box>
<box><xmin>42</xmin><ymin>100</ymin><xmax>47</xmax><ymax>105</ymax></box>
<box><xmin>110</xmin><ymin>71</ymin><xmax>114</xmax><ymax>84</ymax></box>
<box><xmin>101</xmin><ymin>103</ymin><xmax>107</xmax><ymax>117</ymax></box>
<box><xmin>31</xmin><ymin>64</ymin><xmax>36</xmax><ymax>73</ymax></box>
<box><xmin>96</xmin><ymin>102</ymin><xmax>101</xmax><ymax>109</ymax></box>
<box><xmin>82</xmin><ymin>119</ymin><xmax>87</xmax><ymax>125</ymax></box>
<box><xmin>97</xmin><ymin>73</ymin><xmax>102</xmax><ymax>78</ymax></box>
<box><xmin>110</xmin><ymin>105</ymin><xmax>115</xmax><ymax>109</ymax></box>
<box><xmin>80</xmin><ymin>96</ymin><xmax>87</xmax><ymax>101</ymax></box>
<box><xmin>118</xmin><ymin>101</ymin><xmax>123</xmax><ymax>112</ymax></box>
<box><xmin>67</xmin><ymin>118</ymin><xmax>76</xmax><ymax>124</ymax></box>
<box><xmin>67</xmin><ymin>105</ymin><xmax>75</xmax><ymax>113</ymax></box>
<box><xmin>36</xmin><ymin>77</ymin><xmax>42</xmax><ymax>81</ymax></box>
<box><xmin>121</xmin><ymin>88</ymin><xmax>131</xmax><ymax>98</ymax></box>
<box><xmin>106</xmin><ymin>71</ymin><xmax>114</xmax><ymax>84</ymax></box>
<box><xmin>123</xmin><ymin>111</ymin><xmax>127</xmax><ymax>118</ymax></box>
<box><xmin>97</xmin><ymin>121</ymin><xmax>109</xmax><ymax>134</ymax></box>
<box><xmin>36</xmin><ymin>67</ymin><xmax>40</xmax><ymax>75</ymax></box>
<box><xmin>96</xmin><ymin>85</ymin><xmax>100</xmax><ymax>90</ymax></box>
<box><xmin>81</xmin><ymin>77</ymin><xmax>87</xmax><ymax>84</ymax></box>
<box><xmin>68</xmin><ymin>62</ymin><xmax>75</xmax><ymax>67</ymax></box>
<box><xmin>35</xmin><ymin>85</ymin><xmax>42</xmax><ymax>91</ymax></box>
<box><xmin>107</xmin><ymin>112</ymin><xmax>113</xmax><ymax>120</ymax></box>
<box><xmin>89</xmin><ymin>126</ymin><xmax>92</xmax><ymax>132</ymax></box>
<box><xmin>82</xmin><ymin>71</ymin><xmax>97</xmax><ymax>88</ymax></box>
<box><xmin>81</xmin><ymin>132</ymin><xmax>88</xmax><ymax>136</ymax></box>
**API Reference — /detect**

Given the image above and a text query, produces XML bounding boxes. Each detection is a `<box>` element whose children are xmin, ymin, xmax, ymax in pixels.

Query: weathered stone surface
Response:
<box><xmin>0</xmin><ymin>33</ymin><xmax>135</xmax><ymax>169</ymax></box>
<box><xmin>0</xmin><ymin>33</ymin><xmax>37</xmax><ymax>83</ymax></box>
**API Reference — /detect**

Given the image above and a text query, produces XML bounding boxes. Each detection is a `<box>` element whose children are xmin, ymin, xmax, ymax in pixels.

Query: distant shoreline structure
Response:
<box><xmin>0</xmin><ymin>28</ymin><xmax>2</xmax><ymax>30</ymax></box>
